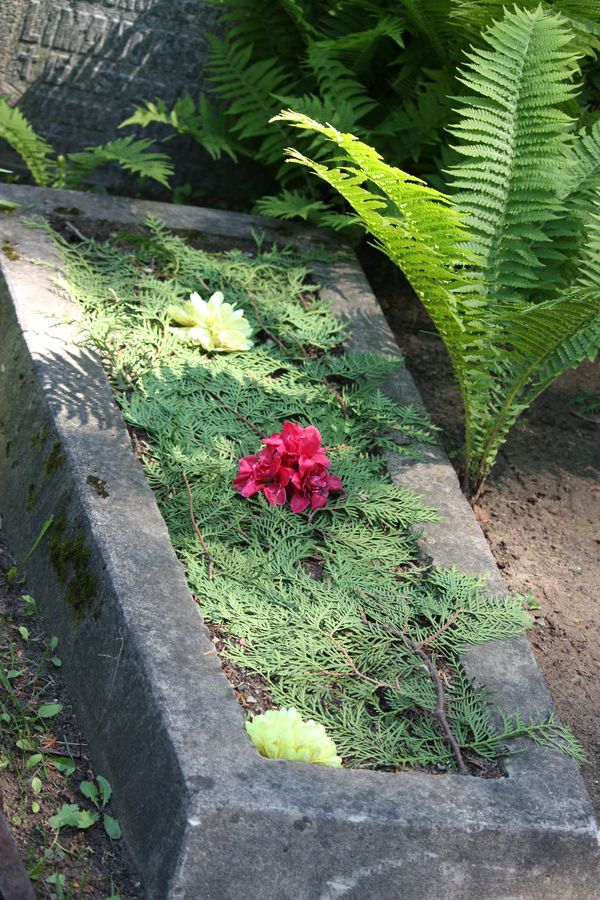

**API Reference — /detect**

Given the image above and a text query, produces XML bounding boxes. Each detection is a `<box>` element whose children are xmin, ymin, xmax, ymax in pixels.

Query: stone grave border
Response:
<box><xmin>0</xmin><ymin>184</ymin><xmax>598</xmax><ymax>899</ymax></box>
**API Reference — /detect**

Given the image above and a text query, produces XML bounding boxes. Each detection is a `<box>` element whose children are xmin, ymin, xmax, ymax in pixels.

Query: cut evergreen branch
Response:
<box><xmin>51</xmin><ymin>218</ymin><xmax>584</xmax><ymax>772</ymax></box>
<box><xmin>275</xmin><ymin>5</ymin><xmax>600</xmax><ymax>490</ymax></box>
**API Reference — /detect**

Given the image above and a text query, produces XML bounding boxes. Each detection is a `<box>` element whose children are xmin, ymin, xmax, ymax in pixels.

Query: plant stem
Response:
<box><xmin>378</xmin><ymin>622</ymin><xmax>469</xmax><ymax>775</ymax></box>
<box><xmin>183</xmin><ymin>473</ymin><xmax>216</xmax><ymax>579</ymax></box>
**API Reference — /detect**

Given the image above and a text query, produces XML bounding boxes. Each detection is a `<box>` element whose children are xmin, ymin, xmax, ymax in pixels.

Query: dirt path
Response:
<box><xmin>361</xmin><ymin>248</ymin><xmax>600</xmax><ymax>812</ymax></box>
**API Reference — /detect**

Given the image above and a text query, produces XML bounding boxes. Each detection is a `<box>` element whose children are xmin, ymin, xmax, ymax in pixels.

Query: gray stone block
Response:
<box><xmin>0</xmin><ymin>184</ymin><xmax>599</xmax><ymax>899</ymax></box>
<box><xmin>0</xmin><ymin>1</ymin><xmax>239</xmax><ymax>198</ymax></box>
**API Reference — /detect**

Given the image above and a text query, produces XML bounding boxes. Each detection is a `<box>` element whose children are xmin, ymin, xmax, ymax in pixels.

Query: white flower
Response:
<box><xmin>167</xmin><ymin>291</ymin><xmax>253</xmax><ymax>352</ymax></box>
<box><xmin>245</xmin><ymin>707</ymin><xmax>342</xmax><ymax>767</ymax></box>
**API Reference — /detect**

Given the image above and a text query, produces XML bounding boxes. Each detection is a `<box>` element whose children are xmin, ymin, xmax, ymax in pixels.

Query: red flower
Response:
<box><xmin>233</xmin><ymin>446</ymin><xmax>293</xmax><ymax>507</ymax></box>
<box><xmin>234</xmin><ymin>421</ymin><xmax>344</xmax><ymax>513</ymax></box>
<box><xmin>289</xmin><ymin>462</ymin><xmax>344</xmax><ymax>513</ymax></box>
<box><xmin>263</xmin><ymin>421</ymin><xmax>330</xmax><ymax>469</ymax></box>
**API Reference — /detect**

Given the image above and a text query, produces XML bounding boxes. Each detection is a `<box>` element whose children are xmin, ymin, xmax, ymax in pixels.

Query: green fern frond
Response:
<box><xmin>575</xmin><ymin>202</ymin><xmax>600</xmax><ymax>289</ymax></box>
<box><xmin>273</xmin><ymin>110</ymin><xmax>472</xmax><ymax>349</ymax></box>
<box><xmin>315</xmin><ymin>209</ymin><xmax>365</xmax><ymax>234</ymax></box>
<box><xmin>373</xmin><ymin>69</ymin><xmax>455</xmax><ymax>162</ymax></box>
<box><xmin>312</xmin><ymin>1</ymin><xmax>389</xmax><ymax>40</ymax></box>
<box><xmin>450</xmin><ymin>0</ymin><xmax>600</xmax><ymax>55</ymax></box>
<box><xmin>468</xmin><ymin>288</ymin><xmax>600</xmax><ymax>483</ymax></box>
<box><xmin>207</xmin><ymin>36</ymin><xmax>293</xmax><ymax>165</ymax></box>
<box><xmin>276</xmin><ymin>6</ymin><xmax>600</xmax><ymax>489</ymax></box>
<box><xmin>399</xmin><ymin>0</ymin><xmax>454</xmax><ymax>64</ymax></box>
<box><xmin>448</xmin><ymin>5</ymin><xmax>580</xmax><ymax>298</ymax></box>
<box><xmin>306</xmin><ymin>42</ymin><xmax>377</xmax><ymax>122</ymax></box>
<box><xmin>276</xmin><ymin>0</ymin><xmax>316</xmax><ymax>42</ymax></box>
<box><xmin>561</xmin><ymin>118</ymin><xmax>600</xmax><ymax>212</ymax></box>
<box><xmin>64</xmin><ymin>136</ymin><xmax>173</xmax><ymax>189</ymax></box>
<box><xmin>120</xmin><ymin>95</ymin><xmax>238</xmax><ymax>161</ymax></box>
<box><xmin>204</xmin><ymin>0</ymin><xmax>309</xmax><ymax>59</ymax></box>
<box><xmin>0</xmin><ymin>98</ymin><xmax>56</xmax><ymax>186</ymax></box>
<box><xmin>254</xmin><ymin>189</ymin><xmax>328</xmax><ymax>221</ymax></box>
<box><xmin>319</xmin><ymin>14</ymin><xmax>405</xmax><ymax>55</ymax></box>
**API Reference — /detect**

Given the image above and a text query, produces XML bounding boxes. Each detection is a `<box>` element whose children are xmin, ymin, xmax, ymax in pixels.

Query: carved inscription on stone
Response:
<box><xmin>0</xmin><ymin>0</ymin><xmax>219</xmax><ymax>156</ymax></box>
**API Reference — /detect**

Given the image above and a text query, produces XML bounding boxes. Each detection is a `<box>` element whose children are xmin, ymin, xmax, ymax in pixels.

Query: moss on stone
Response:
<box><xmin>26</xmin><ymin>482</ymin><xmax>37</xmax><ymax>512</ymax></box>
<box><xmin>30</xmin><ymin>422</ymin><xmax>49</xmax><ymax>451</ymax></box>
<box><xmin>49</xmin><ymin>516</ymin><xmax>100</xmax><ymax>622</ymax></box>
<box><xmin>86</xmin><ymin>474</ymin><xmax>109</xmax><ymax>499</ymax></box>
<box><xmin>1</xmin><ymin>240</ymin><xmax>20</xmax><ymax>261</ymax></box>
<box><xmin>44</xmin><ymin>441</ymin><xmax>65</xmax><ymax>478</ymax></box>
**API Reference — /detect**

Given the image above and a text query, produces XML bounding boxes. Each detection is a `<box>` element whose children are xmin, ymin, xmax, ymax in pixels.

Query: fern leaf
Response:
<box><xmin>448</xmin><ymin>6</ymin><xmax>580</xmax><ymax>298</ymax></box>
<box><xmin>64</xmin><ymin>136</ymin><xmax>173</xmax><ymax>188</ymax></box>
<box><xmin>276</xmin><ymin>0</ymin><xmax>316</xmax><ymax>42</ymax></box>
<box><xmin>372</xmin><ymin>69</ymin><xmax>455</xmax><ymax>163</ymax></box>
<box><xmin>450</xmin><ymin>0</ymin><xmax>600</xmax><ymax>55</ymax></box>
<box><xmin>400</xmin><ymin>0</ymin><xmax>454</xmax><ymax>64</ymax></box>
<box><xmin>120</xmin><ymin>94</ymin><xmax>239</xmax><ymax>161</ymax></box>
<box><xmin>306</xmin><ymin>41</ymin><xmax>377</xmax><ymax>122</ymax></box>
<box><xmin>254</xmin><ymin>188</ymin><xmax>329</xmax><ymax>221</ymax></box>
<box><xmin>273</xmin><ymin>110</ymin><xmax>478</xmax><ymax>388</ymax></box>
<box><xmin>205</xmin><ymin>0</ymin><xmax>309</xmax><ymax>60</ymax></box>
<box><xmin>207</xmin><ymin>36</ymin><xmax>293</xmax><ymax>165</ymax></box>
<box><xmin>561</xmin><ymin>118</ymin><xmax>600</xmax><ymax>211</ymax></box>
<box><xmin>274</xmin><ymin>110</ymin><xmax>470</xmax><ymax>287</ymax></box>
<box><xmin>0</xmin><ymin>98</ymin><xmax>56</xmax><ymax>186</ymax></box>
<box><xmin>575</xmin><ymin>199</ymin><xmax>600</xmax><ymax>289</ymax></box>
<box><xmin>470</xmin><ymin>288</ymin><xmax>600</xmax><ymax>482</ymax></box>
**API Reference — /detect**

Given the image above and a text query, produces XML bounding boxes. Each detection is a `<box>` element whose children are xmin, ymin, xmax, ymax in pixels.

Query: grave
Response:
<box><xmin>0</xmin><ymin>183</ymin><xmax>599</xmax><ymax>899</ymax></box>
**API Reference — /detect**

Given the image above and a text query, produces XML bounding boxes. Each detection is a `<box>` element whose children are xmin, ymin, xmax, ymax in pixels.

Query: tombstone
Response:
<box><xmin>0</xmin><ymin>0</ymin><xmax>249</xmax><ymax>201</ymax></box>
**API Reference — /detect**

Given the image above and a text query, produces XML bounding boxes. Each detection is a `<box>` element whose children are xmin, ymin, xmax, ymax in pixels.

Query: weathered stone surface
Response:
<box><xmin>0</xmin><ymin>1</ymin><xmax>231</xmax><ymax>195</ymax></box>
<box><xmin>0</xmin><ymin>184</ymin><xmax>599</xmax><ymax>899</ymax></box>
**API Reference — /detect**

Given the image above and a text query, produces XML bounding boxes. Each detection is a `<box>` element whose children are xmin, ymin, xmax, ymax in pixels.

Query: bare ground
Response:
<box><xmin>0</xmin><ymin>535</ymin><xmax>143</xmax><ymax>899</ymax></box>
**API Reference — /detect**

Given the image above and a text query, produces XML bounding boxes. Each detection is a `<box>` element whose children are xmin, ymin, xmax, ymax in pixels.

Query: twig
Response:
<box><xmin>247</xmin><ymin>295</ymin><xmax>288</xmax><ymax>354</ymax></box>
<box><xmin>570</xmin><ymin>408</ymin><xmax>600</xmax><ymax>426</ymax></box>
<box><xmin>64</xmin><ymin>220</ymin><xmax>87</xmax><ymax>242</ymax></box>
<box><xmin>183</xmin><ymin>473</ymin><xmax>216</xmax><ymax>579</ymax></box>
<box><xmin>205</xmin><ymin>390</ymin><xmax>263</xmax><ymax>438</ymax></box>
<box><xmin>417</xmin><ymin>608</ymin><xmax>463</xmax><ymax>650</ymax></box>
<box><xmin>327</xmin><ymin>632</ymin><xmax>399</xmax><ymax>691</ymax></box>
<box><xmin>322</xmin><ymin>376</ymin><xmax>349</xmax><ymax>419</ymax></box>
<box><xmin>378</xmin><ymin>622</ymin><xmax>469</xmax><ymax>775</ymax></box>
<box><xmin>42</xmin><ymin>747</ymin><xmax>84</xmax><ymax>760</ymax></box>
<box><xmin>145</xmin><ymin>328</ymin><xmax>169</xmax><ymax>371</ymax></box>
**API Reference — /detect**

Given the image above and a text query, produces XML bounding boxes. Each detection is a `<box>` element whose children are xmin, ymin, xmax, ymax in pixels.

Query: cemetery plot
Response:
<box><xmin>1</xmin><ymin>184</ymin><xmax>599</xmax><ymax>900</ymax></box>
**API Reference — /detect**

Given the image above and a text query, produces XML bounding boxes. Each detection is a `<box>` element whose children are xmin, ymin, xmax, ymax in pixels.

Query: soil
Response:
<box><xmin>0</xmin><ymin>535</ymin><xmax>143</xmax><ymax>899</ymax></box>
<box><xmin>360</xmin><ymin>245</ymin><xmax>600</xmax><ymax>813</ymax></box>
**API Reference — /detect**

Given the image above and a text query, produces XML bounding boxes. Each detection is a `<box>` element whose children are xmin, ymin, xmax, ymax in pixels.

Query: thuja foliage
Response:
<box><xmin>52</xmin><ymin>218</ymin><xmax>583</xmax><ymax>771</ymax></box>
<box><xmin>0</xmin><ymin>98</ymin><xmax>172</xmax><ymax>189</ymax></box>
<box><xmin>277</xmin><ymin>5</ymin><xmax>600</xmax><ymax>489</ymax></box>
<box><xmin>122</xmin><ymin>0</ymin><xmax>599</xmax><ymax>229</ymax></box>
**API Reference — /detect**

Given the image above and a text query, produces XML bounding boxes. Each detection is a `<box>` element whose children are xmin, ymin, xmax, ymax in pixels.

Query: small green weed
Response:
<box><xmin>0</xmin><ymin>575</ymin><xmax>127</xmax><ymax>894</ymax></box>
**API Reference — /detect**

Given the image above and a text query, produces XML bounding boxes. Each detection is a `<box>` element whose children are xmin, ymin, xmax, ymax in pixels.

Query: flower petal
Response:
<box><xmin>264</xmin><ymin>483</ymin><xmax>287</xmax><ymax>506</ymax></box>
<box><xmin>290</xmin><ymin>492</ymin><xmax>311</xmax><ymax>513</ymax></box>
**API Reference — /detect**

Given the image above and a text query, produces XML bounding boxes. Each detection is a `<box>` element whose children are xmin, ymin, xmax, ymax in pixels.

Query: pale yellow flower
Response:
<box><xmin>245</xmin><ymin>707</ymin><xmax>342</xmax><ymax>767</ymax></box>
<box><xmin>167</xmin><ymin>291</ymin><xmax>253</xmax><ymax>352</ymax></box>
